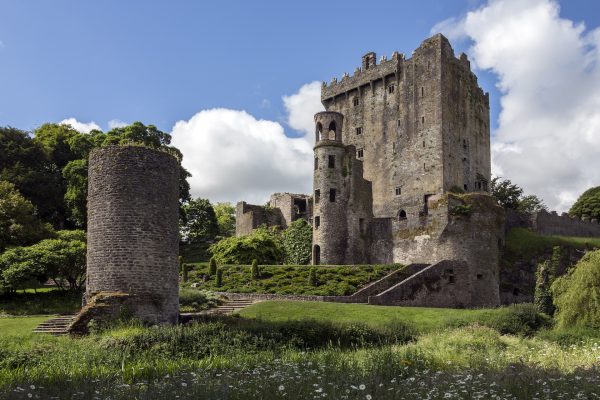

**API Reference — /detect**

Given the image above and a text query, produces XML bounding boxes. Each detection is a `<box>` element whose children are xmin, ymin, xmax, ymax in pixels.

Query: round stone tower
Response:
<box><xmin>86</xmin><ymin>145</ymin><xmax>180</xmax><ymax>324</ymax></box>
<box><xmin>312</xmin><ymin>111</ymin><xmax>348</xmax><ymax>265</ymax></box>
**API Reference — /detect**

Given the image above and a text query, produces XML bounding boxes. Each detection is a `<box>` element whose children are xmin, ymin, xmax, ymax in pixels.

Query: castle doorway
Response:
<box><xmin>313</xmin><ymin>245</ymin><xmax>321</xmax><ymax>265</ymax></box>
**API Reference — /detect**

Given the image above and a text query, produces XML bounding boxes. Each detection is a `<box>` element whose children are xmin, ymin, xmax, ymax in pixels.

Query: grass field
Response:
<box><xmin>504</xmin><ymin>228</ymin><xmax>600</xmax><ymax>261</ymax></box>
<box><xmin>185</xmin><ymin>264</ymin><xmax>400</xmax><ymax>296</ymax></box>
<box><xmin>0</xmin><ymin>315</ymin><xmax>49</xmax><ymax>337</ymax></box>
<box><xmin>238</xmin><ymin>300</ymin><xmax>491</xmax><ymax>332</ymax></box>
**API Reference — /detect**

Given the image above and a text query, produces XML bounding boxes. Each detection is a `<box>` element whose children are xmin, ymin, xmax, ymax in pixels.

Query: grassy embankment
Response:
<box><xmin>184</xmin><ymin>264</ymin><xmax>400</xmax><ymax>295</ymax></box>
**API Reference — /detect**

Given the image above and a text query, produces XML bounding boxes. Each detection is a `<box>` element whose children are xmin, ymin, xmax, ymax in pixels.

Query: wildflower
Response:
<box><xmin>279</xmin><ymin>385</ymin><xmax>285</xmax><ymax>391</ymax></box>
<box><xmin>359</xmin><ymin>384</ymin><xmax>366</xmax><ymax>390</ymax></box>
<box><xmin>366</xmin><ymin>395</ymin><xmax>372</xmax><ymax>400</ymax></box>
<box><xmin>181</xmin><ymin>382</ymin><xmax>187</xmax><ymax>387</ymax></box>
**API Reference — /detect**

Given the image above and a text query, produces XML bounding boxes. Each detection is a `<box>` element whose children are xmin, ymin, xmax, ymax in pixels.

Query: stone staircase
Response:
<box><xmin>33</xmin><ymin>314</ymin><xmax>75</xmax><ymax>335</ymax></box>
<box><xmin>204</xmin><ymin>298</ymin><xmax>258</xmax><ymax>315</ymax></box>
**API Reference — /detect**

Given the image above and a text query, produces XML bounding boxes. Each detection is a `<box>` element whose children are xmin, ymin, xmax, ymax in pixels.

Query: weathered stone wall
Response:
<box><xmin>322</xmin><ymin>34</ymin><xmax>491</xmax><ymax>222</ymax></box>
<box><xmin>531</xmin><ymin>210</ymin><xmax>600</xmax><ymax>237</ymax></box>
<box><xmin>369</xmin><ymin>260</ymin><xmax>472</xmax><ymax>307</ymax></box>
<box><xmin>86</xmin><ymin>145</ymin><xmax>180</xmax><ymax>324</ymax></box>
<box><xmin>389</xmin><ymin>194</ymin><xmax>505</xmax><ymax>307</ymax></box>
<box><xmin>269</xmin><ymin>192</ymin><xmax>313</xmax><ymax>227</ymax></box>
<box><xmin>235</xmin><ymin>201</ymin><xmax>285</xmax><ymax>236</ymax></box>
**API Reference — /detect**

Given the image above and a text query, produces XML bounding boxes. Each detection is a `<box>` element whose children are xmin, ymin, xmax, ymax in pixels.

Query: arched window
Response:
<box><xmin>313</xmin><ymin>245</ymin><xmax>321</xmax><ymax>265</ymax></box>
<box><xmin>328</xmin><ymin>121</ymin><xmax>336</xmax><ymax>134</ymax></box>
<box><xmin>398</xmin><ymin>210</ymin><xmax>407</xmax><ymax>221</ymax></box>
<box><xmin>316</xmin><ymin>122</ymin><xmax>323</xmax><ymax>142</ymax></box>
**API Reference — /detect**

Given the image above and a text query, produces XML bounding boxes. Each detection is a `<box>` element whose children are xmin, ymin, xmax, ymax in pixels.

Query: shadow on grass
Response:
<box><xmin>0</xmin><ymin>290</ymin><xmax>81</xmax><ymax>316</ymax></box>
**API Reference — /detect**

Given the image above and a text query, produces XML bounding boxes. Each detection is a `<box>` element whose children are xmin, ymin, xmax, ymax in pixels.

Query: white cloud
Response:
<box><xmin>59</xmin><ymin>118</ymin><xmax>101</xmax><ymax>133</ymax></box>
<box><xmin>171</xmin><ymin>82</ymin><xmax>324</xmax><ymax>204</ymax></box>
<box><xmin>283</xmin><ymin>81</ymin><xmax>325</xmax><ymax>139</ymax></box>
<box><xmin>433</xmin><ymin>0</ymin><xmax>600</xmax><ymax>211</ymax></box>
<box><xmin>108</xmin><ymin>119</ymin><xmax>128</xmax><ymax>129</ymax></box>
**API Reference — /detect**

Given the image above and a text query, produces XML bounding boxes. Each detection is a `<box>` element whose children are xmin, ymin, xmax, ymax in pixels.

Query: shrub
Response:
<box><xmin>251</xmin><ymin>259</ymin><xmax>260</xmax><ymax>280</ymax></box>
<box><xmin>534</xmin><ymin>246</ymin><xmax>562</xmax><ymax>316</ymax></box>
<box><xmin>209</xmin><ymin>226</ymin><xmax>284</xmax><ymax>265</ymax></box>
<box><xmin>308</xmin><ymin>268</ymin><xmax>318</xmax><ymax>287</ymax></box>
<box><xmin>569</xmin><ymin>186</ymin><xmax>600</xmax><ymax>221</ymax></box>
<box><xmin>283</xmin><ymin>219</ymin><xmax>312</xmax><ymax>265</ymax></box>
<box><xmin>182</xmin><ymin>263</ymin><xmax>189</xmax><ymax>283</ymax></box>
<box><xmin>552</xmin><ymin>250</ymin><xmax>600</xmax><ymax>329</ymax></box>
<box><xmin>179</xmin><ymin>288</ymin><xmax>219</xmax><ymax>312</ymax></box>
<box><xmin>215</xmin><ymin>268</ymin><xmax>223</xmax><ymax>287</ymax></box>
<box><xmin>208</xmin><ymin>257</ymin><xmax>217</xmax><ymax>276</ymax></box>
<box><xmin>480</xmin><ymin>303</ymin><xmax>551</xmax><ymax>336</ymax></box>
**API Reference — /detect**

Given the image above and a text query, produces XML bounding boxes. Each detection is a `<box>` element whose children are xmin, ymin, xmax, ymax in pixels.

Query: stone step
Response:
<box><xmin>33</xmin><ymin>315</ymin><xmax>75</xmax><ymax>335</ymax></box>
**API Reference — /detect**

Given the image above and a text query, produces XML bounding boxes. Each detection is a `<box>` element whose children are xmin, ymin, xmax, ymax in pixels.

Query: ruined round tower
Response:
<box><xmin>85</xmin><ymin>145</ymin><xmax>180</xmax><ymax>324</ymax></box>
<box><xmin>312</xmin><ymin>111</ymin><xmax>349</xmax><ymax>265</ymax></box>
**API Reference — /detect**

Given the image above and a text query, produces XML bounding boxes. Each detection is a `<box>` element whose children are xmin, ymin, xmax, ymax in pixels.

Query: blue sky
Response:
<box><xmin>1</xmin><ymin>0</ymin><xmax>600</xmax><ymax>210</ymax></box>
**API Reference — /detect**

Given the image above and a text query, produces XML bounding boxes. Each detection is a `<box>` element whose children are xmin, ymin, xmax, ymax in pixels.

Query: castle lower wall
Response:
<box><xmin>532</xmin><ymin>210</ymin><xmax>600</xmax><ymax>237</ymax></box>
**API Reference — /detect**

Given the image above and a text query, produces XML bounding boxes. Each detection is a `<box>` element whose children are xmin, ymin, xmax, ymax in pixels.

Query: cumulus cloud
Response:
<box><xmin>108</xmin><ymin>119</ymin><xmax>128</xmax><ymax>129</ymax></box>
<box><xmin>59</xmin><ymin>118</ymin><xmax>101</xmax><ymax>133</ymax></box>
<box><xmin>283</xmin><ymin>81</ymin><xmax>325</xmax><ymax>138</ymax></box>
<box><xmin>433</xmin><ymin>0</ymin><xmax>600</xmax><ymax>211</ymax></box>
<box><xmin>171</xmin><ymin>82</ymin><xmax>324</xmax><ymax>204</ymax></box>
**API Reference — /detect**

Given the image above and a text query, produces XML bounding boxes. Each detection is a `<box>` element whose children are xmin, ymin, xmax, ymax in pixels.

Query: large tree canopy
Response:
<box><xmin>214</xmin><ymin>202</ymin><xmax>236</xmax><ymax>237</ymax></box>
<box><xmin>569</xmin><ymin>186</ymin><xmax>600</xmax><ymax>221</ymax></box>
<box><xmin>181</xmin><ymin>198</ymin><xmax>219</xmax><ymax>243</ymax></box>
<box><xmin>491</xmin><ymin>177</ymin><xmax>547</xmax><ymax>214</ymax></box>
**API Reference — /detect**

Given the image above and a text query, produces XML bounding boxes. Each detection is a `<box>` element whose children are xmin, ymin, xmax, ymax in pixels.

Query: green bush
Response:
<box><xmin>569</xmin><ymin>186</ymin><xmax>600</xmax><ymax>221</ymax></box>
<box><xmin>308</xmin><ymin>268</ymin><xmax>318</xmax><ymax>287</ymax></box>
<box><xmin>209</xmin><ymin>226</ymin><xmax>284</xmax><ymax>265</ymax></box>
<box><xmin>208</xmin><ymin>257</ymin><xmax>217</xmax><ymax>276</ymax></box>
<box><xmin>552</xmin><ymin>250</ymin><xmax>600</xmax><ymax>329</ymax></box>
<box><xmin>251</xmin><ymin>259</ymin><xmax>260</xmax><ymax>280</ymax></box>
<box><xmin>179</xmin><ymin>288</ymin><xmax>219</xmax><ymax>312</ymax></box>
<box><xmin>215</xmin><ymin>268</ymin><xmax>223</xmax><ymax>287</ymax></box>
<box><xmin>480</xmin><ymin>303</ymin><xmax>551</xmax><ymax>336</ymax></box>
<box><xmin>283</xmin><ymin>219</ymin><xmax>312</xmax><ymax>265</ymax></box>
<box><xmin>534</xmin><ymin>246</ymin><xmax>562</xmax><ymax>316</ymax></box>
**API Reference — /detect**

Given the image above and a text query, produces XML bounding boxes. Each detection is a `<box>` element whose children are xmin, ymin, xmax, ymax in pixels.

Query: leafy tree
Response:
<box><xmin>209</xmin><ymin>226</ymin><xmax>285</xmax><ymax>265</ymax></box>
<box><xmin>34</xmin><ymin>123</ymin><xmax>82</xmax><ymax>169</ymax></box>
<box><xmin>569</xmin><ymin>186</ymin><xmax>600</xmax><ymax>221</ymax></box>
<box><xmin>0</xmin><ymin>127</ymin><xmax>65</xmax><ymax>227</ymax></box>
<box><xmin>0</xmin><ymin>180</ymin><xmax>52</xmax><ymax>252</ymax></box>
<box><xmin>62</xmin><ymin>159</ymin><xmax>88</xmax><ymax>228</ymax></box>
<box><xmin>0</xmin><ymin>229</ymin><xmax>86</xmax><ymax>292</ymax></box>
<box><xmin>283</xmin><ymin>219</ymin><xmax>313</xmax><ymax>265</ymax></box>
<box><xmin>517</xmin><ymin>195</ymin><xmax>548</xmax><ymax>214</ymax></box>
<box><xmin>208</xmin><ymin>257</ymin><xmax>217</xmax><ymax>276</ymax></box>
<box><xmin>102</xmin><ymin>122</ymin><xmax>171</xmax><ymax>149</ymax></box>
<box><xmin>552</xmin><ymin>249</ymin><xmax>600</xmax><ymax>329</ymax></box>
<box><xmin>214</xmin><ymin>202</ymin><xmax>236</xmax><ymax>237</ymax></box>
<box><xmin>491</xmin><ymin>177</ymin><xmax>523</xmax><ymax>210</ymax></box>
<box><xmin>181</xmin><ymin>198</ymin><xmax>219</xmax><ymax>243</ymax></box>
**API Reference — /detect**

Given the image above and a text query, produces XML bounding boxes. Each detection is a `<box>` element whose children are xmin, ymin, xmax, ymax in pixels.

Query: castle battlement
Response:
<box><xmin>321</xmin><ymin>34</ymin><xmax>489</xmax><ymax>107</ymax></box>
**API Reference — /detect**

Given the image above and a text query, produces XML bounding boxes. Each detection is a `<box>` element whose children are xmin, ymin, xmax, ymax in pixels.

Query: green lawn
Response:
<box><xmin>505</xmin><ymin>228</ymin><xmax>600</xmax><ymax>262</ymax></box>
<box><xmin>238</xmin><ymin>300</ymin><xmax>492</xmax><ymax>332</ymax></box>
<box><xmin>185</xmin><ymin>264</ymin><xmax>400</xmax><ymax>296</ymax></box>
<box><xmin>0</xmin><ymin>290</ymin><xmax>81</xmax><ymax>316</ymax></box>
<box><xmin>0</xmin><ymin>315</ymin><xmax>50</xmax><ymax>337</ymax></box>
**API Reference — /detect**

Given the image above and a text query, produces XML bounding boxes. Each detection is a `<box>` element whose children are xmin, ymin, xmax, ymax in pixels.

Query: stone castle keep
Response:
<box><xmin>239</xmin><ymin>34</ymin><xmax>504</xmax><ymax>307</ymax></box>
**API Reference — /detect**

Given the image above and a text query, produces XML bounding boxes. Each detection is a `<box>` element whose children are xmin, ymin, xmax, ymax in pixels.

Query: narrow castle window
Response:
<box><xmin>392</xmin><ymin>142</ymin><xmax>396</xmax><ymax>154</ymax></box>
<box><xmin>476</xmin><ymin>273</ymin><xmax>483</xmax><ymax>280</ymax></box>
<box><xmin>328</xmin><ymin>121</ymin><xmax>336</xmax><ymax>134</ymax></box>
<box><xmin>423</xmin><ymin>140</ymin><xmax>425</xmax><ymax>148</ymax></box>
<box><xmin>464</xmin><ymin>184</ymin><xmax>468</xmax><ymax>191</ymax></box>
<box><xmin>395</xmin><ymin>187</ymin><xmax>401</xmax><ymax>196</ymax></box>
<box><xmin>328</xmin><ymin>155</ymin><xmax>335</xmax><ymax>168</ymax></box>
<box><xmin>356</xmin><ymin>127</ymin><xmax>363</xmax><ymax>135</ymax></box>
<box><xmin>421</xmin><ymin>87</ymin><xmax>424</xmax><ymax>97</ymax></box>
<box><xmin>357</xmin><ymin>148</ymin><xmax>364</xmax><ymax>158</ymax></box>
<box><xmin>313</xmin><ymin>245</ymin><xmax>320</xmax><ymax>265</ymax></box>
<box><xmin>421</xmin><ymin>116</ymin><xmax>425</xmax><ymax>125</ymax></box>
<box><xmin>314</xmin><ymin>157</ymin><xmax>318</xmax><ymax>170</ymax></box>
<box><xmin>398</xmin><ymin>210</ymin><xmax>407</xmax><ymax>221</ymax></box>
<box><xmin>316</xmin><ymin>122</ymin><xmax>323</xmax><ymax>142</ymax></box>
<box><xmin>329</xmin><ymin>188</ymin><xmax>336</xmax><ymax>202</ymax></box>
<box><xmin>315</xmin><ymin>216</ymin><xmax>320</xmax><ymax>229</ymax></box>
<box><xmin>353</xmin><ymin>97</ymin><xmax>359</xmax><ymax>106</ymax></box>
<box><xmin>359</xmin><ymin>218</ymin><xmax>365</xmax><ymax>234</ymax></box>
<box><xmin>314</xmin><ymin>189</ymin><xmax>320</xmax><ymax>204</ymax></box>
<box><xmin>388</xmin><ymin>85</ymin><xmax>395</xmax><ymax>94</ymax></box>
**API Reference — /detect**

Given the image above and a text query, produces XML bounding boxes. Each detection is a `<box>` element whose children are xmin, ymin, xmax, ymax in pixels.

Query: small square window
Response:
<box><xmin>315</xmin><ymin>216</ymin><xmax>320</xmax><ymax>229</ymax></box>
<box><xmin>353</xmin><ymin>97</ymin><xmax>359</xmax><ymax>106</ymax></box>
<box><xmin>355</xmin><ymin>127</ymin><xmax>362</xmax><ymax>135</ymax></box>
<box><xmin>388</xmin><ymin>85</ymin><xmax>395</xmax><ymax>94</ymax></box>
<box><xmin>357</xmin><ymin>148</ymin><xmax>364</xmax><ymax>158</ymax></box>
<box><xmin>395</xmin><ymin>187</ymin><xmax>401</xmax><ymax>196</ymax></box>
<box><xmin>314</xmin><ymin>189</ymin><xmax>320</xmax><ymax>204</ymax></box>
<box><xmin>329</xmin><ymin>188</ymin><xmax>336</xmax><ymax>202</ymax></box>
<box><xmin>328</xmin><ymin>155</ymin><xmax>335</xmax><ymax>168</ymax></box>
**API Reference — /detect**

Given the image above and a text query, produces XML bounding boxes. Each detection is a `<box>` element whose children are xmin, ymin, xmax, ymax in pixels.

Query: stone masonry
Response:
<box><xmin>85</xmin><ymin>145</ymin><xmax>180</xmax><ymax>324</ymax></box>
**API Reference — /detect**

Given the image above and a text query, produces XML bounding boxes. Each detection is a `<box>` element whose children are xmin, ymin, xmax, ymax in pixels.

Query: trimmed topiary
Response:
<box><xmin>215</xmin><ymin>268</ymin><xmax>223</xmax><ymax>287</ymax></box>
<box><xmin>208</xmin><ymin>257</ymin><xmax>217</xmax><ymax>276</ymax></box>
<box><xmin>251</xmin><ymin>259</ymin><xmax>260</xmax><ymax>280</ymax></box>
